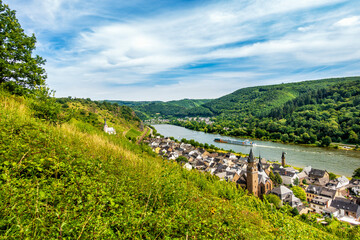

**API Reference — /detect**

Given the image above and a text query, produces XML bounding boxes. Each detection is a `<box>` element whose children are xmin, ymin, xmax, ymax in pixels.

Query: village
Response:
<box><xmin>145</xmin><ymin>136</ymin><xmax>360</xmax><ymax>226</ymax></box>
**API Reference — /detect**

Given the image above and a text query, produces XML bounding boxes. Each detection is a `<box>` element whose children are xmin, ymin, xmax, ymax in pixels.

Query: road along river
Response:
<box><xmin>152</xmin><ymin>124</ymin><xmax>360</xmax><ymax>177</ymax></box>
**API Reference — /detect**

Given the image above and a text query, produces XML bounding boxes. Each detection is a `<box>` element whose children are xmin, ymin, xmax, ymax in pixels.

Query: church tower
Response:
<box><xmin>247</xmin><ymin>149</ymin><xmax>258</xmax><ymax>197</ymax></box>
<box><xmin>281</xmin><ymin>152</ymin><xmax>286</xmax><ymax>167</ymax></box>
<box><xmin>103</xmin><ymin>118</ymin><xmax>108</xmax><ymax>132</ymax></box>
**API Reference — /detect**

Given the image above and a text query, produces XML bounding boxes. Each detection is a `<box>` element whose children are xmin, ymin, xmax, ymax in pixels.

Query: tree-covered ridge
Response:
<box><xmin>203</xmin><ymin>77</ymin><xmax>359</xmax><ymax>118</ymax></box>
<box><xmin>172</xmin><ymin>78</ymin><xmax>360</xmax><ymax>145</ymax></box>
<box><xmin>110</xmin><ymin>98</ymin><xmax>213</xmax><ymax>119</ymax></box>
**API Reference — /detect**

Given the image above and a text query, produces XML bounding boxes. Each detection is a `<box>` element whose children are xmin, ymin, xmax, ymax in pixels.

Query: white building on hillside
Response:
<box><xmin>104</xmin><ymin>118</ymin><xmax>116</xmax><ymax>135</ymax></box>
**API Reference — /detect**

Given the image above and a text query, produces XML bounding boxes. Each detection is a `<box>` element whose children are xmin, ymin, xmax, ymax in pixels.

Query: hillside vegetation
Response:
<box><xmin>109</xmin><ymin>99</ymin><xmax>212</xmax><ymax>119</ymax></box>
<box><xmin>1</xmin><ymin>2</ymin><xmax>359</xmax><ymax>238</ymax></box>
<box><xmin>169</xmin><ymin>77</ymin><xmax>360</xmax><ymax>145</ymax></box>
<box><xmin>2</xmin><ymin>87</ymin><xmax>356</xmax><ymax>239</ymax></box>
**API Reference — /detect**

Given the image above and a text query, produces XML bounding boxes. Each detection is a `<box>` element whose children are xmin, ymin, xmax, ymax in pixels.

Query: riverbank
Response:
<box><xmin>152</xmin><ymin>124</ymin><xmax>360</xmax><ymax>177</ymax></box>
<box><xmin>166</xmin><ymin>122</ymin><xmax>359</xmax><ymax>152</ymax></box>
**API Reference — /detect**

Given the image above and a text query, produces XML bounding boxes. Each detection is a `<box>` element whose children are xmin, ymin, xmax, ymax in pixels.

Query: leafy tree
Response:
<box><xmin>291</xmin><ymin>186</ymin><xmax>306</xmax><ymax>201</ymax></box>
<box><xmin>302</xmin><ymin>179</ymin><xmax>307</xmax><ymax>185</ymax></box>
<box><xmin>176</xmin><ymin>156</ymin><xmax>188</xmax><ymax>163</ymax></box>
<box><xmin>321</xmin><ymin>136</ymin><xmax>332</xmax><ymax>147</ymax></box>
<box><xmin>269</xmin><ymin>171</ymin><xmax>276</xmax><ymax>183</ymax></box>
<box><xmin>293</xmin><ymin>177</ymin><xmax>299</xmax><ymax>186</ymax></box>
<box><xmin>353</xmin><ymin>168</ymin><xmax>360</xmax><ymax>179</ymax></box>
<box><xmin>263</xmin><ymin>194</ymin><xmax>282</xmax><ymax>208</ymax></box>
<box><xmin>0</xmin><ymin>1</ymin><xmax>47</xmax><ymax>91</ymax></box>
<box><xmin>291</xmin><ymin>207</ymin><xmax>299</xmax><ymax>216</ymax></box>
<box><xmin>349</xmin><ymin>130</ymin><xmax>359</xmax><ymax>144</ymax></box>
<box><xmin>274</xmin><ymin>172</ymin><xmax>282</xmax><ymax>185</ymax></box>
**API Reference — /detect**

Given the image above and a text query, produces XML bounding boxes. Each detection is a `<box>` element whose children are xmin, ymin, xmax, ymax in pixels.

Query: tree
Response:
<box><xmin>0</xmin><ymin>1</ymin><xmax>46</xmax><ymax>91</ymax></box>
<box><xmin>269</xmin><ymin>171</ymin><xmax>276</xmax><ymax>183</ymax></box>
<box><xmin>353</xmin><ymin>168</ymin><xmax>360</xmax><ymax>179</ymax></box>
<box><xmin>349</xmin><ymin>130</ymin><xmax>359</xmax><ymax>144</ymax></box>
<box><xmin>274</xmin><ymin>172</ymin><xmax>282</xmax><ymax>185</ymax></box>
<box><xmin>321</xmin><ymin>136</ymin><xmax>332</xmax><ymax>147</ymax></box>
<box><xmin>291</xmin><ymin>186</ymin><xmax>306</xmax><ymax>201</ymax></box>
<box><xmin>291</xmin><ymin>207</ymin><xmax>299</xmax><ymax>216</ymax></box>
<box><xmin>263</xmin><ymin>194</ymin><xmax>282</xmax><ymax>208</ymax></box>
<box><xmin>293</xmin><ymin>177</ymin><xmax>299</xmax><ymax>186</ymax></box>
<box><xmin>175</xmin><ymin>156</ymin><xmax>188</xmax><ymax>163</ymax></box>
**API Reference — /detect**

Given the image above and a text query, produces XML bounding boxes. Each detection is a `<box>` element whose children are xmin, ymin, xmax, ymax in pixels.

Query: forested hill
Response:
<box><xmin>108</xmin><ymin>98</ymin><xmax>212</xmax><ymax>119</ymax></box>
<box><xmin>202</xmin><ymin>77</ymin><xmax>359</xmax><ymax>118</ymax></box>
<box><xmin>170</xmin><ymin>77</ymin><xmax>360</xmax><ymax>145</ymax></box>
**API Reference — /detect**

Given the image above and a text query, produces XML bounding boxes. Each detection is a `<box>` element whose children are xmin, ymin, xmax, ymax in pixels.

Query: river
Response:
<box><xmin>152</xmin><ymin>124</ymin><xmax>360</xmax><ymax>177</ymax></box>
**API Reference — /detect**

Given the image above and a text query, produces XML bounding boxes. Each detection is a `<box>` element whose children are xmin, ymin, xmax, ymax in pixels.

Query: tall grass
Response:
<box><xmin>0</xmin><ymin>90</ymin><xmax>356</xmax><ymax>239</ymax></box>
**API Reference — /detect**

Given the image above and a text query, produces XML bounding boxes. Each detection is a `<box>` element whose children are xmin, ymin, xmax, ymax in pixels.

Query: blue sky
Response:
<box><xmin>5</xmin><ymin>0</ymin><xmax>360</xmax><ymax>100</ymax></box>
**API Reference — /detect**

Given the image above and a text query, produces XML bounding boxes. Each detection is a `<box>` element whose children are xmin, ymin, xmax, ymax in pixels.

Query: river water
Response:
<box><xmin>152</xmin><ymin>124</ymin><xmax>360</xmax><ymax>177</ymax></box>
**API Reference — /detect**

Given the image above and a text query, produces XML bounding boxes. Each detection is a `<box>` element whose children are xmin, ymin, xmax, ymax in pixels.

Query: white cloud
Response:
<box><xmin>7</xmin><ymin>0</ymin><xmax>360</xmax><ymax>100</ymax></box>
<box><xmin>334</xmin><ymin>16</ymin><xmax>360</xmax><ymax>27</ymax></box>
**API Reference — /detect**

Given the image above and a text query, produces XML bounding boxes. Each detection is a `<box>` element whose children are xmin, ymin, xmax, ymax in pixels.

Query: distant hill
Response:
<box><xmin>202</xmin><ymin>77</ymin><xmax>360</xmax><ymax>118</ymax></box>
<box><xmin>169</xmin><ymin>77</ymin><xmax>360</xmax><ymax>145</ymax></box>
<box><xmin>109</xmin><ymin>98</ymin><xmax>212</xmax><ymax>119</ymax></box>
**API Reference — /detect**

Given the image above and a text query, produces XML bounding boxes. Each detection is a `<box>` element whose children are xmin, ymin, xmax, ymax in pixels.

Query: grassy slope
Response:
<box><xmin>0</xmin><ymin>90</ymin><xmax>354</xmax><ymax>239</ymax></box>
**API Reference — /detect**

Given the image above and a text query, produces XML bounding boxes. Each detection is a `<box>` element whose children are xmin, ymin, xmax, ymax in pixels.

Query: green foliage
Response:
<box><xmin>353</xmin><ymin>168</ymin><xmax>360</xmax><ymax>179</ymax></box>
<box><xmin>293</xmin><ymin>177</ymin><xmax>299</xmax><ymax>186</ymax></box>
<box><xmin>329</xmin><ymin>172</ymin><xmax>337</xmax><ymax>180</ymax></box>
<box><xmin>0</xmin><ymin>1</ymin><xmax>46</xmax><ymax>90</ymax></box>
<box><xmin>110</xmin><ymin>99</ymin><xmax>213</xmax><ymax>119</ymax></box>
<box><xmin>321</xmin><ymin>136</ymin><xmax>332</xmax><ymax>147</ymax></box>
<box><xmin>291</xmin><ymin>207</ymin><xmax>299</xmax><ymax>216</ymax></box>
<box><xmin>275</xmin><ymin>172</ymin><xmax>283</xmax><ymax>185</ymax></box>
<box><xmin>167</xmin><ymin>78</ymin><xmax>360</xmax><ymax>146</ymax></box>
<box><xmin>269</xmin><ymin>171</ymin><xmax>276</xmax><ymax>183</ymax></box>
<box><xmin>126</xmin><ymin>128</ymin><xmax>142</xmax><ymax>139</ymax></box>
<box><xmin>176</xmin><ymin>156</ymin><xmax>188</xmax><ymax>163</ymax></box>
<box><xmin>0</xmin><ymin>89</ymin><xmax>352</xmax><ymax>239</ymax></box>
<box><xmin>291</xmin><ymin>186</ymin><xmax>306</xmax><ymax>201</ymax></box>
<box><xmin>263</xmin><ymin>194</ymin><xmax>282</xmax><ymax>208</ymax></box>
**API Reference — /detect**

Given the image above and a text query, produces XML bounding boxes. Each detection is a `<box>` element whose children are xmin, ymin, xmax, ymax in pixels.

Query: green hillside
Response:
<box><xmin>110</xmin><ymin>99</ymin><xmax>212</xmax><ymax>119</ymax></box>
<box><xmin>170</xmin><ymin>77</ymin><xmax>360</xmax><ymax>145</ymax></box>
<box><xmin>1</xmin><ymin>2</ymin><xmax>360</xmax><ymax>238</ymax></box>
<box><xmin>203</xmin><ymin>77</ymin><xmax>359</xmax><ymax>117</ymax></box>
<box><xmin>2</xmin><ymin>86</ymin><xmax>358</xmax><ymax>239</ymax></box>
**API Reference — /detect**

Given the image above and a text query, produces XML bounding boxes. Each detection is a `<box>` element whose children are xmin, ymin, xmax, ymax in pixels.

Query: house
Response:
<box><xmin>306</xmin><ymin>168</ymin><xmax>329</xmax><ymax>186</ymax></box>
<box><xmin>330</xmin><ymin>197</ymin><xmax>360</xmax><ymax>221</ymax></box>
<box><xmin>278</xmin><ymin>168</ymin><xmax>299</xmax><ymax>185</ymax></box>
<box><xmin>326</xmin><ymin>176</ymin><xmax>350</xmax><ymax>197</ymax></box>
<box><xmin>306</xmin><ymin>185</ymin><xmax>336</xmax><ymax>213</ymax></box>
<box><xmin>270</xmin><ymin>185</ymin><xmax>293</xmax><ymax>201</ymax></box>
<box><xmin>270</xmin><ymin>185</ymin><xmax>302</xmax><ymax>207</ymax></box>
<box><xmin>297</xmin><ymin>166</ymin><xmax>312</xmax><ymax>182</ymax></box>
<box><xmin>349</xmin><ymin>179</ymin><xmax>360</xmax><ymax>196</ymax></box>
<box><xmin>306</xmin><ymin>185</ymin><xmax>336</xmax><ymax>202</ymax></box>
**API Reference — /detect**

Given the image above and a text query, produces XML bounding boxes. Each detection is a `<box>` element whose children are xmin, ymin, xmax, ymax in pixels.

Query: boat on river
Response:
<box><xmin>214</xmin><ymin>138</ymin><xmax>256</xmax><ymax>146</ymax></box>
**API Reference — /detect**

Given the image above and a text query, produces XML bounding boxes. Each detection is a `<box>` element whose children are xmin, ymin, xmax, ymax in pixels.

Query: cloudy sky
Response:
<box><xmin>6</xmin><ymin>0</ymin><xmax>360</xmax><ymax>100</ymax></box>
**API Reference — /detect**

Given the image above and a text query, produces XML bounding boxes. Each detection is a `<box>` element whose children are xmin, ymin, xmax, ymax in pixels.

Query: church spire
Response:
<box><xmin>248</xmin><ymin>149</ymin><xmax>254</xmax><ymax>163</ymax></box>
<box><xmin>258</xmin><ymin>154</ymin><xmax>263</xmax><ymax>172</ymax></box>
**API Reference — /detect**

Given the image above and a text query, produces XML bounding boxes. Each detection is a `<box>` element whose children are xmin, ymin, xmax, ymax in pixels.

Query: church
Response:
<box><xmin>103</xmin><ymin>118</ymin><xmax>116</xmax><ymax>135</ymax></box>
<box><xmin>232</xmin><ymin>149</ymin><xmax>273</xmax><ymax>198</ymax></box>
